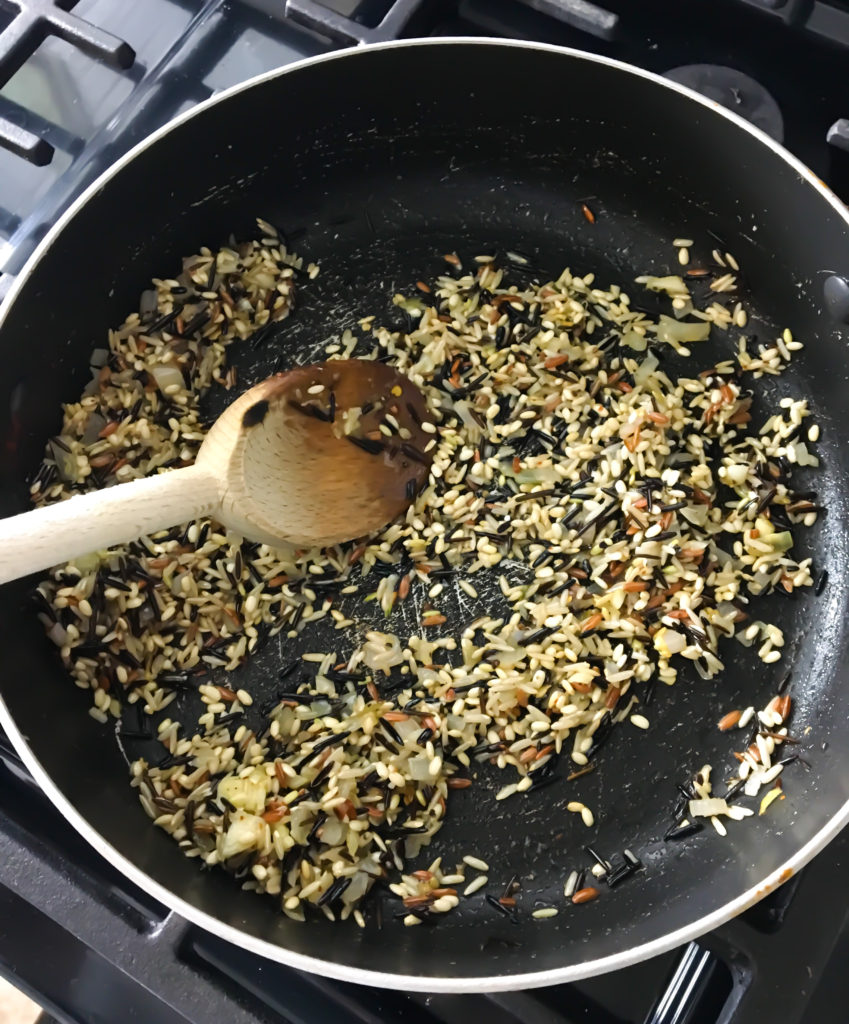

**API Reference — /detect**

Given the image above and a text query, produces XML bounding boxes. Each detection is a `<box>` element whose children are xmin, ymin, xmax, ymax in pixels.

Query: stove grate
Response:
<box><xmin>0</xmin><ymin>0</ymin><xmax>134</xmax><ymax>163</ymax></box>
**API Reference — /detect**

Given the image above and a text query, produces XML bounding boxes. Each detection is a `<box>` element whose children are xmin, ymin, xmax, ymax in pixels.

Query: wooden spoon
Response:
<box><xmin>0</xmin><ymin>360</ymin><xmax>433</xmax><ymax>584</ymax></box>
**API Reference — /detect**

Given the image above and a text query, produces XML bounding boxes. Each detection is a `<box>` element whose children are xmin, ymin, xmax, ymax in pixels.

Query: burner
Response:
<box><xmin>663</xmin><ymin>64</ymin><xmax>784</xmax><ymax>142</ymax></box>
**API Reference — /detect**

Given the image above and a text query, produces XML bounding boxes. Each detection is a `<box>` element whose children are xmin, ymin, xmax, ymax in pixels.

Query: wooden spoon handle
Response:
<box><xmin>0</xmin><ymin>465</ymin><xmax>220</xmax><ymax>585</ymax></box>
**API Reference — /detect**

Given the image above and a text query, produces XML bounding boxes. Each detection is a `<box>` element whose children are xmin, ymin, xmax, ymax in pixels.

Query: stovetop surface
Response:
<box><xmin>1</xmin><ymin>0</ymin><xmax>849</xmax><ymax>284</ymax></box>
<box><xmin>1</xmin><ymin>2</ymin><xmax>849</xmax><ymax>1022</ymax></box>
<box><xmin>2</xmin><ymin>725</ymin><xmax>848</xmax><ymax>1024</ymax></box>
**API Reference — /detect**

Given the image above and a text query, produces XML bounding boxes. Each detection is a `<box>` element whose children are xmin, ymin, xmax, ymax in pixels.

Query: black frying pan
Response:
<box><xmin>0</xmin><ymin>39</ymin><xmax>848</xmax><ymax>991</ymax></box>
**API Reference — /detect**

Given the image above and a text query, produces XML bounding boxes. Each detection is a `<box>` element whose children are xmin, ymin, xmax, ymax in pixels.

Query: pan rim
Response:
<box><xmin>1</xmin><ymin>34</ymin><xmax>848</xmax><ymax>993</ymax></box>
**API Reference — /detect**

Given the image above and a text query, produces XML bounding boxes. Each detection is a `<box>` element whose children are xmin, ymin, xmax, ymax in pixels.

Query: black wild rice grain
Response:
<box><xmin>293</xmin><ymin>730</ymin><xmax>351</xmax><ymax>772</ymax></box>
<box><xmin>179</xmin><ymin>309</ymin><xmax>210</xmax><ymax>338</ymax></box>
<box><xmin>586</xmin><ymin>712</ymin><xmax>614</xmax><ymax>759</ymax></box>
<box><xmin>606</xmin><ymin>861</ymin><xmax>638</xmax><ymax>887</ymax></box>
<box><xmin>724</xmin><ymin>779</ymin><xmax>745</xmax><ymax>801</ymax></box>
<box><xmin>216</xmin><ymin>712</ymin><xmax>244</xmax><ymax>728</ymax></box>
<box><xmin>145</xmin><ymin>306</ymin><xmax>183</xmax><ymax>335</ymax></box>
<box><xmin>520</xmin><ymin>625</ymin><xmax>558</xmax><ymax>646</ymax></box>
<box><xmin>248</xmin><ymin>322</ymin><xmax>276</xmax><ymax>349</ymax></box>
<box><xmin>318</xmin><ymin>876</ymin><xmax>351</xmax><ymax>907</ymax></box>
<box><xmin>584</xmin><ymin>845</ymin><xmax>611</xmax><ymax>873</ymax></box>
<box><xmin>400</xmin><ymin>442</ymin><xmax>428</xmax><ymax>465</ymax></box>
<box><xmin>664</xmin><ymin>821</ymin><xmax>704</xmax><ymax>841</ymax></box>
<box><xmin>485</xmin><ymin>893</ymin><xmax>517</xmax><ymax>919</ymax></box>
<box><xmin>381</xmin><ymin>719</ymin><xmax>403</xmax><ymax>745</ymax></box>
<box><xmin>288</xmin><ymin>400</ymin><xmax>331</xmax><ymax>423</ymax></box>
<box><xmin>346</xmin><ymin>435</ymin><xmax>384</xmax><ymax>455</ymax></box>
<box><xmin>307</xmin><ymin>812</ymin><xmax>327</xmax><ymax>843</ymax></box>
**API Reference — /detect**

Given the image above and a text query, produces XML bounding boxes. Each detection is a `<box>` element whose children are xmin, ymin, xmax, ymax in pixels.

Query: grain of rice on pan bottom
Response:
<box><xmin>30</xmin><ymin>221</ymin><xmax>817</xmax><ymax>925</ymax></box>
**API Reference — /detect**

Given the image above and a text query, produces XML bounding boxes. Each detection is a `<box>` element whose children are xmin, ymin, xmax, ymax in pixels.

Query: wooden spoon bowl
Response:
<box><xmin>206</xmin><ymin>360</ymin><xmax>433</xmax><ymax>548</ymax></box>
<box><xmin>0</xmin><ymin>360</ymin><xmax>433</xmax><ymax>584</ymax></box>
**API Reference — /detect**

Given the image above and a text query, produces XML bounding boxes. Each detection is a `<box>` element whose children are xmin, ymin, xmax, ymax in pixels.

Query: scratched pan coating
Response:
<box><xmin>0</xmin><ymin>42</ymin><xmax>848</xmax><ymax>987</ymax></box>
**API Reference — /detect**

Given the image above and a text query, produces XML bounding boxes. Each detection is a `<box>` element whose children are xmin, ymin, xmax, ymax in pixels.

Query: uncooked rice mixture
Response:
<box><xmin>30</xmin><ymin>220</ymin><xmax>819</xmax><ymax>925</ymax></box>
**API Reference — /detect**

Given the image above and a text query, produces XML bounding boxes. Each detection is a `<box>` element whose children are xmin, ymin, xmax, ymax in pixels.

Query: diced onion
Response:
<box><xmin>220</xmin><ymin>812</ymin><xmax>265</xmax><ymax>858</ymax></box>
<box><xmin>633</xmin><ymin>351</ymin><xmax>659</xmax><ymax>386</ymax></box>
<box><xmin>635</xmin><ymin>274</ymin><xmax>690</xmax><ymax>298</ymax></box>
<box><xmin>218</xmin><ymin>768</ymin><xmax>268</xmax><ymax>815</ymax></box>
<box><xmin>407</xmin><ymin>755</ymin><xmax>435</xmax><ymax>781</ymax></box>
<box><xmin>653</xmin><ymin>315</ymin><xmax>711</xmax><ymax>346</ymax></box>
<box><xmin>50</xmin><ymin>438</ymin><xmax>79</xmax><ymax>483</ymax></box>
<box><xmin>151</xmin><ymin>365</ymin><xmax>185</xmax><ymax>392</ymax></box>
<box><xmin>620</xmin><ymin>330</ymin><xmax>647</xmax><ymax>351</ymax></box>
<box><xmin>362</xmin><ymin>631</ymin><xmax>405</xmax><ymax>675</ymax></box>
<box><xmin>47</xmin><ymin>622</ymin><xmax>67</xmax><ymax>646</ymax></box>
<box><xmin>688</xmin><ymin>797</ymin><xmax>730</xmax><ymax>818</ymax></box>
<box><xmin>342</xmin><ymin>872</ymin><xmax>371</xmax><ymax>904</ymax></box>
<box><xmin>681</xmin><ymin>505</ymin><xmax>709</xmax><ymax>526</ymax></box>
<box><xmin>318</xmin><ymin>816</ymin><xmax>346</xmax><ymax>846</ymax></box>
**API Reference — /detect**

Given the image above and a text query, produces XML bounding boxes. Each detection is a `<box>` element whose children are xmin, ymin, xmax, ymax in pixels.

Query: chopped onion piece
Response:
<box><xmin>635</xmin><ymin>274</ymin><xmax>690</xmax><ymax>298</ymax></box>
<box><xmin>151</xmin><ymin>365</ymin><xmax>185</xmax><ymax>392</ymax></box>
<box><xmin>652</xmin><ymin>315</ymin><xmax>711</xmax><ymax>346</ymax></box>
<box><xmin>688</xmin><ymin>797</ymin><xmax>730</xmax><ymax>818</ymax></box>
<box><xmin>220</xmin><ymin>812</ymin><xmax>266</xmax><ymax>858</ymax></box>
<box><xmin>633</xmin><ymin>351</ymin><xmax>659</xmax><ymax>386</ymax></box>
<box><xmin>218</xmin><ymin>768</ymin><xmax>268</xmax><ymax>815</ymax></box>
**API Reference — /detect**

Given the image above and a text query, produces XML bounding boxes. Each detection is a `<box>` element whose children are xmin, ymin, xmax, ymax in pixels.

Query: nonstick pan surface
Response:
<box><xmin>0</xmin><ymin>40</ymin><xmax>848</xmax><ymax>990</ymax></box>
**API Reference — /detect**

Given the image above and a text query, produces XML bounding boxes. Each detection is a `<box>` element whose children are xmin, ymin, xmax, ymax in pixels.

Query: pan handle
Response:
<box><xmin>0</xmin><ymin>464</ymin><xmax>220</xmax><ymax>585</ymax></box>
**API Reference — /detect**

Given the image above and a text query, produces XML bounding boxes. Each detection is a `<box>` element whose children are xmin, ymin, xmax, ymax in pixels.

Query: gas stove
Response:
<box><xmin>1</xmin><ymin>2</ymin><xmax>849</xmax><ymax>1022</ymax></box>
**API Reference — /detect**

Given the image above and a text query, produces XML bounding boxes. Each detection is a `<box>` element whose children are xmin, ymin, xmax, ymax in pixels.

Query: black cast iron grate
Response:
<box><xmin>0</xmin><ymin>0</ymin><xmax>134</xmax><ymax>164</ymax></box>
<box><xmin>0</xmin><ymin>0</ymin><xmax>847</xmax><ymax>166</ymax></box>
<box><xmin>283</xmin><ymin>0</ymin><xmax>428</xmax><ymax>43</ymax></box>
<box><xmin>1</xmin><ymin>727</ymin><xmax>847</xmax><ymax>1024</ymax></box>
<box><xmin>285</xmin><ymin>0</ymin><xmax>849</xmax><ymax>150</ymax></box>
<box><xmin>282</xmin><ymin>0</ymin><xmax>619</xmax><ymax>42</ymax></box>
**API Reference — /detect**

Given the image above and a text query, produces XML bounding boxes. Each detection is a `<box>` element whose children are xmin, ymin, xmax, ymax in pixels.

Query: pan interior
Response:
<box><xmin>1</xmin><ymin>42</ymin><xmax>848</xmax><ymax>982</ymax></box>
